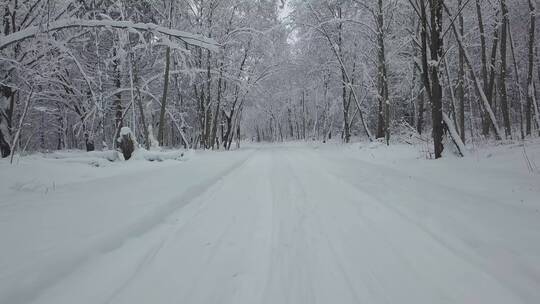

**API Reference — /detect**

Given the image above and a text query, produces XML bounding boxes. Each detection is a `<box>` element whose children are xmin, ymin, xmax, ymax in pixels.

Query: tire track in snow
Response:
<box><xmin>21</xmin><ymin>150</ymin><xmax>256</xmax><ymax>304</ymax></box>
<box><xmin>105</xmin><ymin>152</ymin><xmax>272</xmax><ymax>304</ymax></box>
<box><xmin>174</xmin><ymin>153</ymin><xmax>274</xmax><ymax>304</ymax></box>
<box><xmin>290</xmin><ymin>148</ymin><xmax>524</xmax><ymax>303</ymax></box>
<box><xmin>280</xmin><ymin>151</ymin><xmax>368</xmax><ymax>304</ymax></box>
<box><xmin>283</xmin><ymin>150</ymin><xmax>399</xmax><ymax>304</ymax></box>
<box><xmin>262</xmin><ymin>151</ymin><xmax>317</xmax><ymax>304</ymax></box>
<box><xmin>104</xmin><ymin>237</ymin><xmax>168</xmax><ymax>304</ymax></box>
<box><xmin>313</xmin><ymin>152</ymin><xmax>537</xmax><ymax>302</ymax></box>
<box><xmin>102</xmin><ymin>172</ymin><xmax>246</xmax><ymax>304</ymax></box>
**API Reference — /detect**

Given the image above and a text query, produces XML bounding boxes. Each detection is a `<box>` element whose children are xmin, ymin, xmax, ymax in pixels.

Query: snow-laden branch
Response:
<box><xmin>0</xmin><ymin>19</ymin><xmax>220</xmax><ymax>52</ymax></box>
<box><xmin>442</xmin><ymin>3</ymin><xmax>503</xmax><ymax>140</ymax></box>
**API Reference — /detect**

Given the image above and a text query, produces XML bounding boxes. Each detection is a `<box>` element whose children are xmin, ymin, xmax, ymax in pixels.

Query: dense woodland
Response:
<box><xmin>0</xmin><ymin>0</ymin><xmax>538</xmax><ymax>159</ymax></box>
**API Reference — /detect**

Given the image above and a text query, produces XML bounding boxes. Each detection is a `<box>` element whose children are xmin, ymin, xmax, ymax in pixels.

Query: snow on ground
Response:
<box><xmin>1</xmin><ymin>149</ymin><xmax>195</xmax><ymax>195</ymax></box>
<box><xmin>0</xmin><ymin>141</ymin><xmax>539</xmax><ymax>304</ymax></box>
<box><xmin>0</xmin><ymin>148</ymin><xmax>254</xmax><ymax>303</ymax></box>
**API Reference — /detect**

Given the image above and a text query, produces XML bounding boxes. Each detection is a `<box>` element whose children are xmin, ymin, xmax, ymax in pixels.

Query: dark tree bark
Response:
<box><xmin>475</xmin><ymin>0</ymin><xmax>490</xmax><ymax>136</ymax></box>
<box><xmin>118</xmin><ymin>130</ymin><xmax>135</xmax><ymax>160</ymax></box>
<box><xmin>84</xmin><ymin>132</ymin><xmax>95</xmax><ymax>152</ymax></box>
<box><xmin>525</xmin><ymin>0</ymin><xmax>536</xmax><ymax>135</ymax></box>
<box><xmin>376</xmin><ymin>0</ymin><xmax>390</xmax><ymax>145</ymax></box>
<box><xmin>113</xmin><ymin>48</ymin><xmax>123</xmax><ymax>146</ymax></box>
<box><xmin>412</xmin><ymin>22</ymin><xmax>425</xmax><ymax>135</ymax></box>
<box><xmin>301</xmin><ymin>90</ymin><xmax>306</xmax><ymax>140</ymax></box>
<box><xmin>484</xmin><ymin>17</ymin><xmax>501</xmax><ymax>136</ymax></box>
<box><xmin>429</xmin><ymin>0</ymin><xmax>444</xmax><ymax>158</ymax></box>
<box><xmin>158</xmin><ymin>45</ymin><xmax>171</xmax><ymax>146</ymax></box>
<box><xmin>498</xmin><ymin>0</ymin><xmax>511</xmax><ymax>138</ymax></box>
<box><xmin>457</xmin><ymin>0</ymin><xmax>465</xmax><ymax>142</ymax></box>
<box><xmin>0</xmin><ymin>119</ymin><xmax>10</xmax><ymax>157</ymax></box>
<box><xmin>337</xmin><ymin>6</ymin><xmax>351</xmax><ymax>143</ymax></box>
<box><xmin>0</xmin><ymin>86</ymin><xmax>13</xmax><ymax>157</ymax></box>
<box><xmin>131</xmin><ymin>52</ymin><xmax>150</xmax><ymax>150</ymax></box>
<box><xmin>418</xmin><ymin>0</ymin><xmax>444</xmax><ymax>157</ymax></box>
<box><xmin>158</xmin><ymin>1</ymin><xmax>174</xmax><ymax>146</ymax></box>
<box><xmin>288</xmin><ymin>108</ymin><xmax>294</xmax><ymax>139</ymax></box>
<box><xmin>417</xmin><ymin>91</ymin><xmax>425</xmax><ymax>134</ymax></box>
<box><xmin>419</xmin><ymin>0</ymin><xmax>432</xmax><ymax>142</ymax></box>
<box><xmin>210</xmin><ymin>61</ymin><xmax>225</xmax><ymax>149</ymax></box>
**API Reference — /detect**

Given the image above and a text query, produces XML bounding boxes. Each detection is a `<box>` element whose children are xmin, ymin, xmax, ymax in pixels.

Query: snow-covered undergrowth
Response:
<box><xmin>0</xmin><ymin>148</ymin><xmax>194</xmax><ymax>196</ymax></box>
<box><xmin>319</xmin><ymin>138</ymin><xmax>540</xmax><ymax>210</ymax></box>
<box><xmin>349</xmin><ymin>137</ymin><xmax>540</xmax><ymax>173</ymax></box>
<box><xmin>131</xmin><ymin>149</ymin><xmax>193</xmax><ymax>162</ymax></box>
<box><xmin>43</xmin><ymin>148</ymin><xmax>194</xmax><ymax>164</ymax></box>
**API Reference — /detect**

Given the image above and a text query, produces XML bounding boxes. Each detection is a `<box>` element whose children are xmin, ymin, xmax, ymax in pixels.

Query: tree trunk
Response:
<box><xmin>376</xmin><ymin>0</ymin><xmax>390</xmax><ymax>144</ymax></box>
<box><xmin>337</xmin><ymin>6</ymin><xmax>351</xmax><ymax>143</ymax></box>
<box><xmin>417</xmin><ymin>90</ymin><xmax>425</xmax><ymax>134</ymax></box>
<box><xmin>498</xmin><ymin>0</ymin><xmax>511</xmax><ymax>138</ymax></box>
<box><xmin>210</xmin><ymin>62</ymin><xmax>225</xmax><ymax>149</ymax></box>
<box><xmin>158</xmin><ymin>2</ymin><xmax>174</xmax><ymax>146</ymax></box>
<box><xmin>158</xmin><ymin>45</ymin><xmax>171</xmax><ymax>146</ymax></box>
<box><xmin>475</xmin><ymin>0</ymin><xmax>490</xmax><ymax>136</ymax></box>
<box><xmin>413</xmin><ymin>24</ymin><xmax>425</xmax><ymax>135</ymax></box>
<box><xmin>113</xmin><ymin>49</ymin><xmax>123</xmax><ymax>147</ymax></box>
<box><xmin>302</xmin><ymin>90</ymin><xmax>306</xmax><ymax>140</ymax></box>
<box><xmin>475</xmin><ymin>6</ymin><xmax>501</xmax><ymax>136</ymax></box>
<box><xmin>429</xmin><ymin>0</ymin><xmax>444</xmax><ymax>158</ymax></box>
<box><xmin>484</xmin><ymin>19</ymin><xmax>500</xmax><ymax>136</ymax></box>
<box><xmin>419</xmin><ymin>0</ymin><xmax>431</xmax><ymax>141</ymax></box>
<box><xmin>130</xmin><ymin>52</ymin><xmax>150</xmax><ymax>150</ymax></box>
<box><xmin>507</xmin><ymin>21</ymin><xmax>526</xmax><ymax>139</ymax></box>
<box><xmin>10</xmin><ymin>89</ymin><xmax>33</xmax><ymax>163</ymax></box>
<box><xmin>288</xmin><ymin>108</ymin><xmax>294</xmax><ymax>139</ymax></box>
<box><xmin>0</xmin><ymin>87</ymin><xmax>13</xmax><ymax>158</ymax></box>
<box><xmin>526</xmin><ymin>0</ymin><xmax>536</xmax><ymax>135</ymax></box>
<box><xmin>419</xmin><ymin>0</ymin><xmax>444</xmax><ymax>157</ymax></box>
<box><xmin>457</xmin><ymin>0</ymin><xmax>466</xmax><ymax>142</ymax></box>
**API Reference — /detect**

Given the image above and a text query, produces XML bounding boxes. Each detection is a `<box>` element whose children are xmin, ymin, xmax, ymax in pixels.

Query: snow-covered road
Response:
<box><xmin>2</xmin><ymin>144</ymin><xmax>540</xmax><ymax>304</ymax></box>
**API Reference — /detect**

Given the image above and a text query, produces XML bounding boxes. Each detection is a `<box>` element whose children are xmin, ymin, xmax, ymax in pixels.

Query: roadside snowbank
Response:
<box><xmin>0</xmin><ymin>149</ymin><xmax>195</xmax><ymax>198</ymax></box>
<box><xmin>309</xmin><ymin>139</ymin><xmax>540</xmax><ymax>211</ymax></box>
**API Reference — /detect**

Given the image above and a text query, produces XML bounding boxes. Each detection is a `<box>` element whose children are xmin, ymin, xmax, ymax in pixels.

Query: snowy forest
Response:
<box><xmin>0</xmin><ymin>0</ymin><xmax>538</xmax><ymax>160</ymax></box>
<box><xmin>2</xmin><ymin>1</ymin><xmax>540</xmax><ymax>304</ymax></box>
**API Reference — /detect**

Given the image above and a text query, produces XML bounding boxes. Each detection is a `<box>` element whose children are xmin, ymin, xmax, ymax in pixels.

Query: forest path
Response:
<box><xmin>3</xmin><ymin>145</ymin><xmax>540</xmax><ymax>304</ymax></box>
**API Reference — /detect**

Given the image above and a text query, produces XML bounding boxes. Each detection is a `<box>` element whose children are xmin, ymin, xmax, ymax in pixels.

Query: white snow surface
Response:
<box><xmin>1</xmin><ymin>142</ymin><xmax>540</xmax><ymax>304</ymax></box>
